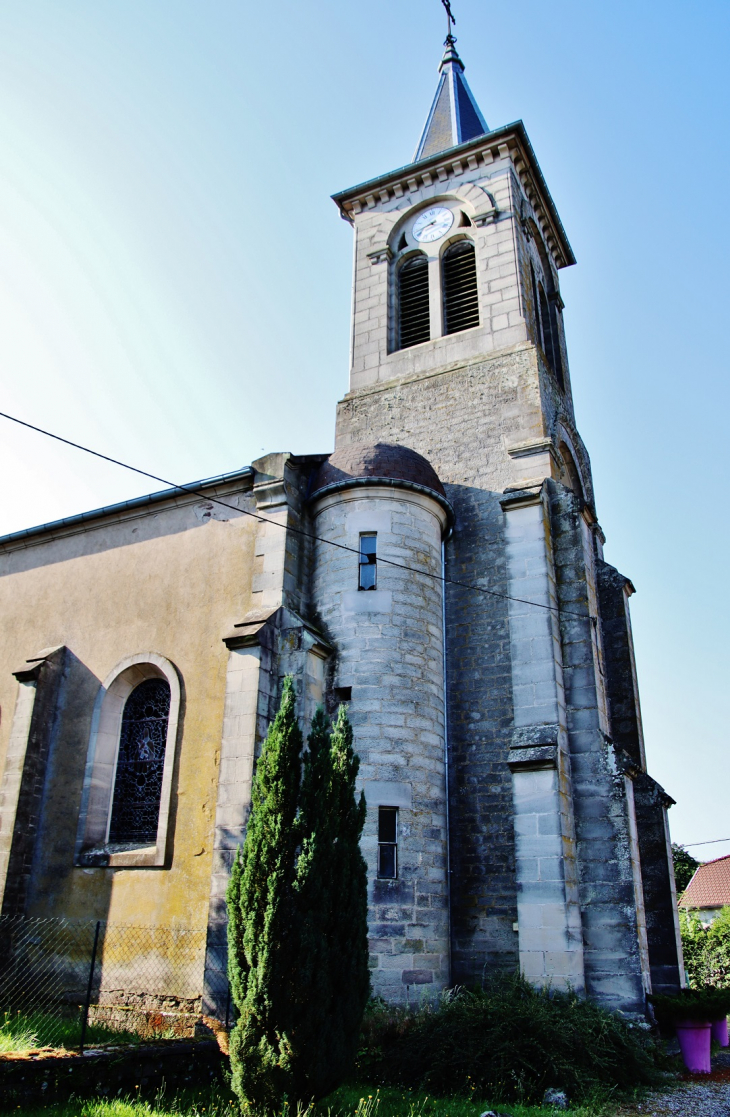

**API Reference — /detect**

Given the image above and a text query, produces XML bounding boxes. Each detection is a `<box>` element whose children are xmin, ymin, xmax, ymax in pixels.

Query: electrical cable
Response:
<box><xmin>0</xmin><ymin>408</ymin><xmax>590</xmax><ymax>620</ymax></box>
<box><xmin>681</xmin><ymin>838</ymin><xmax>730</xmax><ymax>849</ymax></box>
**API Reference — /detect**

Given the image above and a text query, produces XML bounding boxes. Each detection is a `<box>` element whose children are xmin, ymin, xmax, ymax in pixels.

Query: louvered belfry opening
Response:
<box><xmin>539</xmin><ymin>284</ymin><xmax>565</xmax><ymax>391</ymax></box>
<box><xmin>443</xmin><ymin>240</ymin><xmax>479</xmax><ymax>334</ymax></box>
<box><xmin>398</xmin><ymin>254</ymin><xmax>430</xmax><ymax>349</ymax></box>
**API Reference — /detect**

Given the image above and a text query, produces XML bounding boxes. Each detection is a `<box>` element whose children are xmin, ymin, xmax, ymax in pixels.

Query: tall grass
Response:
<box><xmin>0</xmin><ymin>1083</ymin><xmax>619</xmax><ymax>1117</ymax></box>
<box><xmin>0</xmin><ymin>1008</ymin><xmax>147</xmax><ymax>1052</ymax></box>
<box><xmin>356</xmin><ymin>976</ymin><xmax>664</xmax><ymax>1105</ymax></box>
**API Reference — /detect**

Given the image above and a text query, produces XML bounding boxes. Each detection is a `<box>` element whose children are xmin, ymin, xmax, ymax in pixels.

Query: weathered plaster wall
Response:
<box><xmin>0</xmin><ymin>476</ymin><xmax>258</xmax><ymax>931</ymax></box>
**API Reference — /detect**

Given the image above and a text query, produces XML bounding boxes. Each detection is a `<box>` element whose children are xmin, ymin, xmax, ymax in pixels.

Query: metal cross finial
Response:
<box><xmin>441</xmin><ymin>0</ymin><xmax>456</xmax><ymax>38</ymax></box>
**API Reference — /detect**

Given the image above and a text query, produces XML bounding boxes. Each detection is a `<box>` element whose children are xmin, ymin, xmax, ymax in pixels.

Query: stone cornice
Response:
<box><xmin>223</xmin><ymin>607</ymin><xmax>332</xmax><ymax>659</ymax></box>
<box><xmin>332</xmin><ymin>121</ymin><xmax>575</xmax><ymax>270</ymax></box>
<box><xmin>309</xmin><ymin>475</ymin><xmax>454</xmax><ymax>531</ymax></box>
<box><xmin>13</xmin><ymin>645</ymin><xmax>66</xmax><ymax>682</ymax></box>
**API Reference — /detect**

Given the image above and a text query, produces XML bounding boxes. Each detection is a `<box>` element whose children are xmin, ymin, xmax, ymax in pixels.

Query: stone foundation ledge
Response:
<box><xmin>0</xmin><ymin>1038</ymin><xmax>225</xmax><ymax>1106</ymax></box>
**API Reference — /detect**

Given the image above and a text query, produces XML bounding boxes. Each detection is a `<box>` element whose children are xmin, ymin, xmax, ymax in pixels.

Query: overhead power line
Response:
<box><xmin>0</xmin><ymin>408</ymin><xmax>589</xmax><ymax>620</ymax></box>
<box><xmin>681</xmin><ymin>837</ymin><xmax>730</xmax><ymax>849</ymax></box>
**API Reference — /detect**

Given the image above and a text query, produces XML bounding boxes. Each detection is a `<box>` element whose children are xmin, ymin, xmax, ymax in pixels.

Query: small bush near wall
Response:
<box><xmin>356</xmin><ymin>977</ymin><xmax>663</xmax><ymax>1106</ymax></box>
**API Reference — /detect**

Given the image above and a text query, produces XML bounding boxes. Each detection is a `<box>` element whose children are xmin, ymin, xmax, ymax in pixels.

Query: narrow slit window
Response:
<box><xmin>530</xmin><ymin>262</ymin><xmax>542</xmax><ymax>348</ymax></box>
<box><xmin>398</xmin><ymin>254</ymin><xmax>430</xmax><ymax>349</ymax></box>
<box><xmin>108</xmin><ymin>678</ymin><xmax>171</xmax><ymax>845</ymax></box>
<box><xmin>359</xmin><ymin>533</ymin><xmax>377</xmax><ymax>590</ymax></box>
<box><xmin>443</xmin><ymin>241</ymin><xmax>479</xmax><ymax>334</ymax></box>
<box><xmin>378</xmin><ymin>806</ymin><xmax>398</xmax><ymax>879</ymax></box>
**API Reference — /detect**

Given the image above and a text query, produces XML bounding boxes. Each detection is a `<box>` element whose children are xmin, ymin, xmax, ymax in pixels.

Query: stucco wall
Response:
<box><xmin>0</xmin><ymin>476</ymin><xmax>259</xmax><ymax>931</ymax></box>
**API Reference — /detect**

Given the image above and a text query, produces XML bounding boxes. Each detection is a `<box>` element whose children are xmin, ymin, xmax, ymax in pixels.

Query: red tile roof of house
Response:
<box><xmin>680</xmin><ymin>854</ymin><xmax>730</xmax><ymax>909</ymax></box>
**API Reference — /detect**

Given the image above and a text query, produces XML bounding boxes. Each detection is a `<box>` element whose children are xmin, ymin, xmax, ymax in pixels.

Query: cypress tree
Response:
<box><xmin>289</xmin><ymin>702</ymin><xmax>370</xmax><ymax>1101</ymax></box>
<box><xmin>290</xmin><ymin>707</ymin><xmax>338</xmax><ymax>1095</ymax></box>
<box><xmin>325</xmin><ymin>704</ymin><xmax>370</xmax><ymax>1078</ymax></box>
<box><xmin>227</xmin><ymin>689</ymin><xmax>369</xmax><ymax>1109</ymax></box>
<box><xmin>227</xmin><ymin>676</ymin><xmax>303</xmax><ymax>1109</ymax></box>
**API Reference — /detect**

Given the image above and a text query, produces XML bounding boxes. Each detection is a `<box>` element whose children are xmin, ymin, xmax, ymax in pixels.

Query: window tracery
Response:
<box><xmin>75</xmin><ymin>653</ymin><xmax>181</xmax><ymax>868</ymax></box>
<box><xmin>109</xmin><ymin>678</ymin><xmax>171</xmax><ymax>844</ymax></box>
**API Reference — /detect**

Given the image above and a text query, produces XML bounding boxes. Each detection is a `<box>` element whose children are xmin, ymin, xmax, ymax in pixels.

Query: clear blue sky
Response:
<box><xmin>0</xmin><ymin>1</ymin><xmax>728</xmax><ymax>859</ymax></box>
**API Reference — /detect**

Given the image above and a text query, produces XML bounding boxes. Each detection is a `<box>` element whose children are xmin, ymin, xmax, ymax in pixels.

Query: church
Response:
<box><xmin>0</xmin><ymin>34</ymin><xmax>684</xmax><ymax>1020</ymax></box>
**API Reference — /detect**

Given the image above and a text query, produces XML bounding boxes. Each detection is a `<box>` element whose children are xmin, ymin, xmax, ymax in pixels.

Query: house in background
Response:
<box><xmin>679</xmin><ymin>855</ymin><xmax>730</xmax><ymax>925</ymax></box>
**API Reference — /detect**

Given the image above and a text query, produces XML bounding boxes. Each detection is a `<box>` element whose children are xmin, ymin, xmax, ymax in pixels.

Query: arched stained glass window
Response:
<box><xmin>109</xmin><ymin>678</ymin><xmax>171</xmax><ymax>844</ymax></box>
<box><xmin>442</xmin><ymin>241</ymin><xmax>479</xmax><ymax>334</ymax></box>
<box><xmin>398</xmin><ymin>254</ymin><xmax>430</xmax><ymax>349</ymax></box>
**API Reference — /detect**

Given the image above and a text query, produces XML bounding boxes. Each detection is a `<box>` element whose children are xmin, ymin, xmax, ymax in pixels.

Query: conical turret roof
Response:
<box><xmin>414</xmin><ymin>36</ymin><xmax>488</xmax><ymax>162</ymax></box>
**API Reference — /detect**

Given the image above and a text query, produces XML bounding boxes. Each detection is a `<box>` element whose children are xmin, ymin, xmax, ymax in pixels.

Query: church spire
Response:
<box><xmin>414</xmin><ymin>35</ymin><xmax>489</xmax><ymax>162</ymax></box>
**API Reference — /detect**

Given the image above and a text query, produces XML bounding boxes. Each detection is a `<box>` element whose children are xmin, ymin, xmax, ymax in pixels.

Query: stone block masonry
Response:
<box><xmin>331</xmin><ymin>345</ymin><xmax>671</xmax><ymax>1010</ymax></box>
<box><xmin>333</xmin><ymin>351</ymin><xmax>554</xmax><ymax>984</ymax></box>
<box><xmin>310</xmin><ymin>486</ymin><xmax>450</xmax><ymax>1001</ymax></box>
<box><xmin>502</xmin><ymin>489</ymin><xmax>584</xmax><ymax>992</ymax></box>
<box><xmin>547</xmin><ymin>481</ymin><xmax>649</xmax><ymax>1013</ymax></box>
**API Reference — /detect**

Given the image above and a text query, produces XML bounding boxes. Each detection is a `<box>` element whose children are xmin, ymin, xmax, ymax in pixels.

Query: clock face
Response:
<box><xmin>412</xmin><ymin>206</ymin><xmax>454</xmax><ymax>243</ymax></box>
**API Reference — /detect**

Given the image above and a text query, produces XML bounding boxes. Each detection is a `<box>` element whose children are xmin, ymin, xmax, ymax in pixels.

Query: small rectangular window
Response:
<box><xmin>359</xmin><ymin>533</ymin><xmax>377</xmax><ymax>591</ymax></box>
<box><xmin>378</xmin><ymin>806</ymin><xmax>398</xmax><ymax>879</ymax></box>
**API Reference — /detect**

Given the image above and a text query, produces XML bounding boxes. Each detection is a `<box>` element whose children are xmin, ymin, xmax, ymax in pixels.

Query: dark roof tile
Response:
<box><xmin>311</xmin><ymin>442</ymin><xmax>445</xmax><ymax>499</ymax></box>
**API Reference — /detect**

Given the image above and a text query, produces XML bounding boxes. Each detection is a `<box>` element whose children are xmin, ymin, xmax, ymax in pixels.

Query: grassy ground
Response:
<box><xmin>0</xmin><ymin>1082</ymin><xmax>625</xmax><ymax>1116</ymax></box>
<box><xmin>0</xmin><ymin>1010</ymin><xmax>159</xmax><ymax>1053</ymax></box>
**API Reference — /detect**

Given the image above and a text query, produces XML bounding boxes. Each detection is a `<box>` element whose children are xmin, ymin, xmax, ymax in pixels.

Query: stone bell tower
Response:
<box><xmin>324</xmin><ymin>35</ymin><xmax>684</xmax><ymax>1012</ymax></box>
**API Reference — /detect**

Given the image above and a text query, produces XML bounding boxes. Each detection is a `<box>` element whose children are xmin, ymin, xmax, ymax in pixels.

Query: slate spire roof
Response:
<box><xmin>414</xmin><ymin>35</ymin><xmax>488</xmax><ymax>162</ymax></box>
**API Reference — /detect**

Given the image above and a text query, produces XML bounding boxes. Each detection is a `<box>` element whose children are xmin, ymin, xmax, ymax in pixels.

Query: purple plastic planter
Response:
<box><xmin>711</xmin><ymin>1016</ymin><xmax>729</xmax><ymax>1047</ymax></box>
<box><xmin>675</xmin><ymin>1020</ymin><xmax>711</xmax><ymax>1073</ymax></box>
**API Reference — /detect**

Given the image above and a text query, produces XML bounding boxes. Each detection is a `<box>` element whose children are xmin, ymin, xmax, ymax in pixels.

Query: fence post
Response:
<box><xmin>79</xmin><ymin>920</ymin><xmax>101</xmax><ymax>1053</ymax></box>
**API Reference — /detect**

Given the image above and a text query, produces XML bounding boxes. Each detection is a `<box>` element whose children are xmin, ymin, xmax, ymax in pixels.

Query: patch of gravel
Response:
<box><xmin>617</xmin><ymin>1051</ymin><xmax>730</xmax><ymax>1116</ymax></box>
<box><xmin>616</xmin><ymin>1079</ymin><xmax>730</xmax><ymax>1115</ymax></box>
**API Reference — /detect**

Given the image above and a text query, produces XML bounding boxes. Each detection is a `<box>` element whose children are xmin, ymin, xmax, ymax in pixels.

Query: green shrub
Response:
<box><xmin>649</xmin><ymin>985</ymin><xmax>730</xmax><ymax>1027</ymax></box>
<box><xmin>680</xmin><ymin>906</ymin><xmax>730</xmax><ymax>988</ymax></box>
<box><xmin>357</xmin><ymin>977</ymin><xmax>662</xmax><ymax>1105</ymax></box>
<box><xmin>671</xmin><ymin>844</ymin><xmax>699</xmax><ymax>893</ymax></box>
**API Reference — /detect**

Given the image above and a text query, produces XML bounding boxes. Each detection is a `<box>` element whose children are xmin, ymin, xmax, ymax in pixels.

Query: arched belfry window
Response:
<box><xmin>398</xmin><ymin>254</ymin><xmax>430</xmax><ymax>349</ymax></box>
<box><xmin>442</xmin><ymin>241</ymin><xmax>479</xmax><ymax>334</ymax></box>
<box><xmin>538</xmin><ymin>283</ymin><xmax>565</xmax><ymax>390</ymax></box>
<box><xmin>109</xmin><ymin>678</ymin><xmax>171</xmax><ymax>844</ymax></box>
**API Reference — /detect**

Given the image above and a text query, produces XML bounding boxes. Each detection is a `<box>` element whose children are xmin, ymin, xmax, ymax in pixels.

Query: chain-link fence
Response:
<box><xmin>0</xmin><ymin>916</ymin><xmax>221</xmax><ymax>1053</ymax></box>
